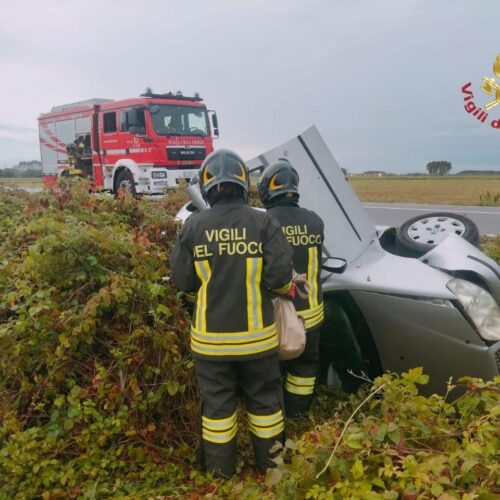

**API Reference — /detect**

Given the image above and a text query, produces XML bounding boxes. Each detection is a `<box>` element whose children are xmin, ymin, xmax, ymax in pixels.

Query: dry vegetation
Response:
<box><xmin>3</xmin><ymin>174</ymin><xmax>500</xmax><ymax>206</ymax></box>
<box><xmin>350</xmin><ymin>176</ymin><xmax>500</xmax><ymax>206</ymax></box>
<box><xmin>0</xmin><ymin>178</ymin><xmax>44</xmax><ymax>189</ymax></box>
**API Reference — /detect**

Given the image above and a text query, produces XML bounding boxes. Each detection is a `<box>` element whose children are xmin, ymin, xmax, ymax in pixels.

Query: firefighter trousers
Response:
<box><xmin>283</xmin><ymin>329</ymin><xmax>320</xmax><ymax>418</ymax></box>
<box><xmin>194</xmin><ymin>353</ymin><xmax>285</xmax><ymax>478</ymax></box>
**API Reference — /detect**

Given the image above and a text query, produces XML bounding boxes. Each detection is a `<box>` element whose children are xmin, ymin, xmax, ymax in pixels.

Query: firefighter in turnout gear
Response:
<box><xmin>258</xmin><ymin>160</ymin><xmax>325</xmax><ymax>418</ymax></box>
<box><xmin>170</xmin><ymin>150</ymin><xmax>294</xmax><ymax>477</ymax></box>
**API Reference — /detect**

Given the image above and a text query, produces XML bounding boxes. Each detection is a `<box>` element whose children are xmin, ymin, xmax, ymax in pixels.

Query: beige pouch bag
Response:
<box><xmin>274</xmin><ymin>272</ymin><xmax>309</xmax><ymax>361</ymax></box>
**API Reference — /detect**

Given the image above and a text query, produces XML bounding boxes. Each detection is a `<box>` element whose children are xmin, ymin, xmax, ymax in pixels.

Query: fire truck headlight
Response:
<box><xmin>447</xmin><ymin>278</ymin><xmax>500</xmax><ymax>342</ymax></box>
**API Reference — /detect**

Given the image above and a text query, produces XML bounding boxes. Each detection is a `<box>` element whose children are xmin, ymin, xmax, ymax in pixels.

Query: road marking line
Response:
<box><xmin>362</xmin><ymin>205</ymin><xmax>500</xmax><ymax>216</ymax></box>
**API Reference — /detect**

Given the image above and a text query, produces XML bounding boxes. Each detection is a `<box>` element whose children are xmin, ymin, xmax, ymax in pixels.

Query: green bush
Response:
<box><xmin>480</xmin><ymin>236</ymin><xmax>500</xmax><ymax>263</ymax></box>
<box><xmin>258</xmin><ymin>371</ymin><xmax>499</xmax><ymax>499</ymax></box>
<box><xmin>0</xmin><ymin>184</ymin><xmax>200</xmax><ymax>497</ymax></box>
<box><xmin>479</xmin><ymin>191</ymin><xmax>500</xmax><ymax>207</ymax></box>
<box><xmin>0</xmin><ymin>185</ymin><xmax>498</xmax><ymax>498</ymax></box>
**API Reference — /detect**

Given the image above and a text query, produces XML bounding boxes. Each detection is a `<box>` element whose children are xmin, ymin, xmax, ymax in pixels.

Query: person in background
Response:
<box><xmin>170</xmin><ymin>149</ymin><xmax>294</xmax><ymax>477</ymax></box>
<box><xmin>258</xmin><ymin>160</ymin><xmax>325</xmax><ymax>418</ymax></box>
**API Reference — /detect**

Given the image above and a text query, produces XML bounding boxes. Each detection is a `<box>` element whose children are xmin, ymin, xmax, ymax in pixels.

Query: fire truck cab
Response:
<box><xmin>38</xmin><ymin>90</ymin><xmax>218</xmax><ymax>194</ymax></box>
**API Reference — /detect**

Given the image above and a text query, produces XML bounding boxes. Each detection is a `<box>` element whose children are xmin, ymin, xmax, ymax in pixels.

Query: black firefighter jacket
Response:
<box><xmin>170</xmin><ymin>197</ymin><xmax>294</xmax><ymax>361</ymax></box>
<box><xmin>267</xmin><ymin>201</ymin><xmax>325</xmax><ymax>330</ymax></box>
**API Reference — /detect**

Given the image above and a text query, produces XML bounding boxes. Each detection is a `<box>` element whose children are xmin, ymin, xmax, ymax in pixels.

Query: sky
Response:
<box><xmin>1</xmin><ymin>0</ymin><xmax>500</xmax><ymax>173</ymax></box>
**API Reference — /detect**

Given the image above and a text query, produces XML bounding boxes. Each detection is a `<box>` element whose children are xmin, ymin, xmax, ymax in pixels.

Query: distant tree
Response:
<box><xmin>0</xmin><ymin>168</ymin><xmax>18</xmax><ymax>178</ymax></box>
<box><xmin>0</xmin><ymin>160</ymin><xmax>43</xmax><ymax>178</ymax></box>
<box><xmin>426</xmin><ymin>161</ymin><xmax>452</xmax><ymax>176</ymax></box>
<box><xmin>458</xmin><ymin>170</ymin><xmax>500</xmax><ymax>176</ymax></box>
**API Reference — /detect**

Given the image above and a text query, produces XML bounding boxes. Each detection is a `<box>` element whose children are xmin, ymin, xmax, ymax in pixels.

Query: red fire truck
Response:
<box><xmin>38</xmin><ymin>89</ymin><xmax>219</xmax><ymax>194</ymax></box>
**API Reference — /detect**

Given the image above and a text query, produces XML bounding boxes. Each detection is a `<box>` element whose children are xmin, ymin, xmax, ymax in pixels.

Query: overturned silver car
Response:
<box><xmin>176</xmin><ymin>126</ymin><xmax>500</xmax><ymax>394</ymax></box>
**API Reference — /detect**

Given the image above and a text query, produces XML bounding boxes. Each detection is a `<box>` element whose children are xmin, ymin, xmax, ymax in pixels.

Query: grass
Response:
<box><xmin>349</xmin><ymin>175</ymin><xmax>500</xmax><ymax>206</ymax></box>
<box><xmin>481</xmin><ymin>235</ymin><xmax>500</xmax><ymax>263</ymax></box>
<box><xmin>0</xmin><ymin>177</ymin><xmax>43</xmax><ymax>189</ymax></box>
<box><xmin>2</xmin><ymin>175</ymin><xmax>500</xmax><ymax>206</ymax></box>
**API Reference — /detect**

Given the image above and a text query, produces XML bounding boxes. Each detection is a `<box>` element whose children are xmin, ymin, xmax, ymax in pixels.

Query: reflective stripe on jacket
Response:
<box><xmin>171</xmin><ymin>196</ymin><xmax>294</xmax><ymax>360</ymax></box>
<box><xmin>267</xmin><ymin>202</ymin><xmax>325</xmax><ymax>331</ymax></box>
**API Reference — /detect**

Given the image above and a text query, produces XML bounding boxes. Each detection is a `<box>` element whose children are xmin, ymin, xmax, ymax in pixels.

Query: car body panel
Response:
<box><xmin>349</xmin><ymin>290</ymin><xmax>500</xmax><ymax>394</ymax></box>
<box><xmin>420</xmin><ymin>234</ymin><xmax>500</xmax><ymax>301</ymax></box>
<box><xmin>321</xmin><ymin>237</ymin><xmax>456</xmax><ymax>299</ymax></box>
<box><xmin>247</xmin><ymin>126</ymin><xmax>377</xmax><ymax>263</ymax></box>
<box><xmin>177</xmin><ymin>126</ymin><xmax>500</xmax><ymax>394</ymax></box>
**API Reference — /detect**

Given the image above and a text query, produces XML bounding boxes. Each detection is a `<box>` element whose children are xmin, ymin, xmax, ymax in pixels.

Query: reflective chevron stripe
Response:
<box><xmin>191</xmin><ymin>326</ymin><xmax>279</xmax><ymax>357</ymax></box>
<box><xmin>202</xmin><ymin>412</ymin><xmax>237</xmax><ymax>444</ymax></box>
<box><xmin>247</xmin><ymin>410</ymin><xmax>284</xmax><ymax>439</ymax></box>
<box><xmin>296</xmin><ymin>303</ymin><xmax>324</xmax><ymax>330</ymax></box>
<box><xmin>285</xmin><ymin>373</ymin><xmax>316</xmax><ymax>396</ymax></box>
<box><xmin>194</xmin><ymin>260</ymin><xmax>212</xmax><ymax>332</ymax></box>
<box><xmin>246</xmin><ymin>257</ymin><xmax>264</xmax><ymax>331</ymax></box>
<box><xmin>307</xmin><ymin>247</ymin><xmax>319</xmax><ymax>309</ymax></box>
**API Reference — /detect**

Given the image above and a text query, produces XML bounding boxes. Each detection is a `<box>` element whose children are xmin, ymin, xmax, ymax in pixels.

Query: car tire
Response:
<box><xmin>319</xmin><ymin>294</ymin><xmax>382</xmax><ymax>393</ymax></box>
<box><xmin>396</xmin><ymin>212</ymin><xmax>480</xmax><ymax>257</ymax></box>
<box><xmin>115</xmin><ymin>169</ymin><xmax>136</xmax><ymax>195</ymax></box>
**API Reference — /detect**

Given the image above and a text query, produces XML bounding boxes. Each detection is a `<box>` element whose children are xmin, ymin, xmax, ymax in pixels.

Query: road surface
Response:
<box><xmin>363</xmin><ymin>203</ymin><xmax>500</xmax><ymax>236</ymax></box>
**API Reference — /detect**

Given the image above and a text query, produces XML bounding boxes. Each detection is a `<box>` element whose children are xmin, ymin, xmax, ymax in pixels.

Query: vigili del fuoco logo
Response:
<box><xmin>461</xmin><ymin>54</ymin><xmax>500</xmax><ymax>128</ymax></box>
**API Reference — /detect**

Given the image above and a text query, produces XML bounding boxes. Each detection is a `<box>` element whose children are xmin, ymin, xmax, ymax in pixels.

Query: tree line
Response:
<box><xmin>0</xmin><ymin>160</ymin><xmax>43</xmax><ymax>178</ymax></box>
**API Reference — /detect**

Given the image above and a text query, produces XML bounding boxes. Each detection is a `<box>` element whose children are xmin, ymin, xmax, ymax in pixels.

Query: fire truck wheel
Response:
<box><xmin>115</xmin><ymin>169</ymin><xmax>136</xmax><ymax>195</ymax></box>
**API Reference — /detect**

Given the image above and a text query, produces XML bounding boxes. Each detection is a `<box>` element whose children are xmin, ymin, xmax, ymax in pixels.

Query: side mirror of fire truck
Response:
<box><xmin>209</xmin><ymin>111</ymin><xmax>219</xmax><ymax>138</ymax></box>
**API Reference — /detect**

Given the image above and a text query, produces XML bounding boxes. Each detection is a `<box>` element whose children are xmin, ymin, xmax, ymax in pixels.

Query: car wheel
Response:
<box><xmin>396</xmin><ymin>212</ymin><xmax>479</xmax><ymax>257</ymax></box>
<box><xmin>319</xmin><ymin>294</ymin><xmax>382</xmax><ymax>393</ymax></box>
<box><xmin>115</xmin><ymin>169</ymin><xmax>136</xmax><ymax>195</ymax></box>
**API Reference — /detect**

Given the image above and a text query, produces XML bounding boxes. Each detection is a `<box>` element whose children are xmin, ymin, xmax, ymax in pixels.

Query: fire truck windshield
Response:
<box><xmin>149</xmin><ymin>104</ymin><xmax>209</xmax><ymax>137</ymax></box>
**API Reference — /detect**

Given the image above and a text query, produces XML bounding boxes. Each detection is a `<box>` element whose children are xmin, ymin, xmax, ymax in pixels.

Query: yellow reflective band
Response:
<box><xmin>191</xmin><ymin>332</ymin><xmax>279</xmax><ymax>357</ymax></box>
<box><xmin>192</xmin><ymin>330</ymin><xmax>277</xmax><ymax>345</ymax></box>
<box><xmin>202</xmin><ymin>413</ymin><xmax>237</xmax><ymax>431</ymax></box>
<box><xmin>272</xmin><ymin>280</ymin><xmax>292</xmax><ymax>295</ymax></box>
<box><xmin>285</xmin><ymin>374</ymin><xmax>316</xmax><ymax>396</ymax></box>
<box><xmin>247</xmin><ymin>409</ymin><xmax>283</xmax><ymax>426</ymax></box>
<box><xmin>304</xmin><ymin>311</ymin><xmax>324</xmax><ymax>329</ymax></box>
<box><xmin>191</xmin><ymin>323</ymin><xmax>276</xmax><ymax>343</ymax></box>
<box><xmin>249</xmin><ymin>421</ymin><xmax>285</xmax><ymax>439</ymax></box>
<box><xmin>269</xmin><ymin>173</ymin><xmax>284</xmax><ymax>190</ymax></box>
<box><xmin>246</xmin><ymin>257</ymin><xmax>264</xmax><ymax>332</ymax></box>
<box><xmin>307</xmin><ymin>247</ymin><xmax>319</xmax><ymax>309</ymax></box>
<box><xmin>286</xmin><ymin>374</ymin><xmax>315</xmax><ymax>386</ymax></box>
<box><xmin>194</xmin><ymin>260</ymin><xmax>212</xmax><ymax>332</ymax></box>
<box><xmin>232</xmin><ymin>161</ymin><xmax>248</xmax><ymax>183</ymax></box>
<box><xmin>285</xmin><ymin>383</ymin><xmax>315</xmax><ymax>396</ymax></box>
<box><xmin>202</xmin><ymin>426</ymin><xmax>237</xmax><ymax>444</ymax></box>
<box><xmin>297</xmin><ymin>303</ymin><xmax>323</xmax><ymax>319</ymax></box>
<box><xmin>297</xmin><ymin>303</ymin><xmax>324</xmax><ymax>329</ymax></box>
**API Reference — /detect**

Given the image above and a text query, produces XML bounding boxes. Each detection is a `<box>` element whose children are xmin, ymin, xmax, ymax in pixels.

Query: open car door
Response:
<box><xmin>247</xmin><ymin>126</ymin><xmax>377</xmax><ymax>263</ymax></box>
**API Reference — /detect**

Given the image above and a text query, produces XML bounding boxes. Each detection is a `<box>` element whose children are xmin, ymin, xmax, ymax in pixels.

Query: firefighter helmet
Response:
<box><xmin>199</xmin><ymin>149</ymin><xmax>249</xmax><ymax>197</ymax></box>
<box><xmin>258</xmin><ymin>160</ymin><xmax>299</xmax><ymax>205</ymax></box>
